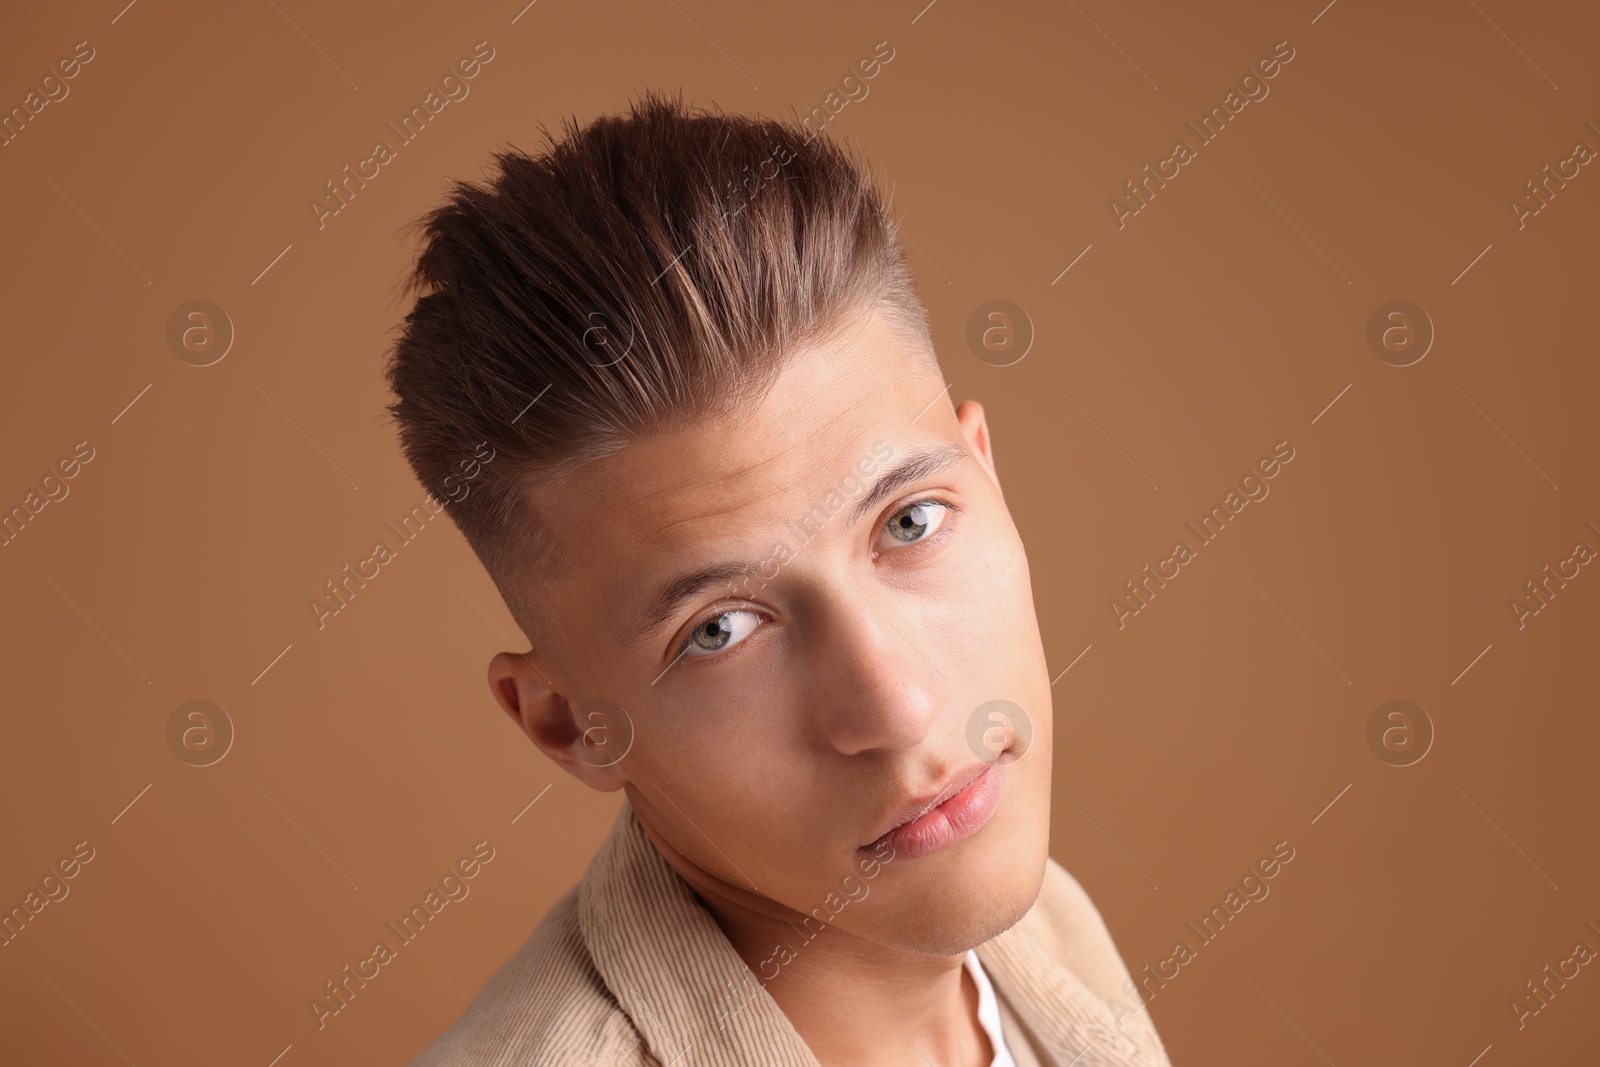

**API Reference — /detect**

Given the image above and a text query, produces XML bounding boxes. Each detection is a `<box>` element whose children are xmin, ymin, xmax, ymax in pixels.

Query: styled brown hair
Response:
<box><xmin>383</xmin><ymin>88</ymin><xmax>935</xmax><ymax>646</ymax></box>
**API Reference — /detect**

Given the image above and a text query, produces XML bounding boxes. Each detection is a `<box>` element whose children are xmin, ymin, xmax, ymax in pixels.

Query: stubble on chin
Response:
<box><xmin>865</xmin><ymin>850</ymin><xmax>1048</xmax><ymax>959</ymax></box>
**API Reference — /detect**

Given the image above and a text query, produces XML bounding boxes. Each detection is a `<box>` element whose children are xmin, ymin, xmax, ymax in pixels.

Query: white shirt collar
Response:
<box><xmin>965</xmin><ymin>949</ymin><xmax>1018</xmax><ymax>1067</ymax></box>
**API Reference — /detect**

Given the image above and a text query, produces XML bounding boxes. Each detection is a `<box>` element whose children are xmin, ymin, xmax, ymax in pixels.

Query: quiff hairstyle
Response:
<box><xmin>383</xmin><ymin>89</ymin><xmax>936</xmax><ymax>648</ymax></box>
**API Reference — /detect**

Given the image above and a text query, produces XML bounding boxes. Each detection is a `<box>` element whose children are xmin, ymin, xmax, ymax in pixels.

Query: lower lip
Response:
<box><xmin>864</xmin><ymin>763</ymin><xmax>1006</xmax><ymax>862</ymax></box>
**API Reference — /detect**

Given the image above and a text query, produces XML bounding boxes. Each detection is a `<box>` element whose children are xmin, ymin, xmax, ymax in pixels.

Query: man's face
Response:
<box><xmin>503</xmin><ymin>304</ymin><xmax>1055</xmax><ymax>956</ymax></box>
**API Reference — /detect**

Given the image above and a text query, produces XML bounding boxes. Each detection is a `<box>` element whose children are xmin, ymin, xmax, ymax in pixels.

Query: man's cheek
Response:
<box><xmin>943</xmin><ymin>522</ymin><xmax>1036</xmax><ymax>656</ymax></box>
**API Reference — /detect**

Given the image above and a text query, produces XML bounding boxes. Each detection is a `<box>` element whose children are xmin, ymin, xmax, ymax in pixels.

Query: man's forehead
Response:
<box><xmin>529</xmin><ymin>306</ymin><xmax>950</xmax><ymax>625</ymax></box>
<box><xmin>544</xmin><ymin>310</ymin><xmax>939</xmax><ymax>538</ymax></box>
<box><xmin>544</xmin><ymin>382</ymin><xmax>909</xmax><ymax>564</ymax></box>
<box><xmin>645</xmin><ymin>402</ymin><xmax>876</xmax><ymax>523</ymax></box>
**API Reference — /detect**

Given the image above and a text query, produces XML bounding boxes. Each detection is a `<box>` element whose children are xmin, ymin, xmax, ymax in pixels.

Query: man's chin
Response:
<box><xmin>855</xmin><ymin>834</ymin><xmax>1050</xmax><ymax>957</ymax></box>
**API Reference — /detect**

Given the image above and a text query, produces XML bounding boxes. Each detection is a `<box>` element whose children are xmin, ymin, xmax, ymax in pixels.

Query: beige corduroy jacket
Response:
<box><xmin>408</xmin><ymin>798</ymin><xmax>1172</xmax><ymax>1066</ymax></box>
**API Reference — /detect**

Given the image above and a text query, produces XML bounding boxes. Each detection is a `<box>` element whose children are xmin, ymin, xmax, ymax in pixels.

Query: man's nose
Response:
<box><xmin>806</xmin><ymin>583</ymin><xmax>951</xmax><ymax>756</ymax></box>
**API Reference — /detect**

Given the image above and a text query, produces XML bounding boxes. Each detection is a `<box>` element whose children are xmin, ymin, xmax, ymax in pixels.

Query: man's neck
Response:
<box><xmin>695</xmin><ymin>881</ymin><xmax>996</xmax><ymax>1067</ymax></box>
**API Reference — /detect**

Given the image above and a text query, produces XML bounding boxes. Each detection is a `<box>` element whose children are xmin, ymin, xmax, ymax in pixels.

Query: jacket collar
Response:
<box><xmin>975</xmin><ymin>894</ymin><xmax>1171</xmax><ymax>1066</ymax></box>
<box><xmin>578</xmin><ymin>797</ymin><xmax>1167</xmax><ymax>1067</ymax></box>
<box><xmin>578</xmin><ymin>797</ymin><xmax>820</xmax><ymax>1065</ymax></box>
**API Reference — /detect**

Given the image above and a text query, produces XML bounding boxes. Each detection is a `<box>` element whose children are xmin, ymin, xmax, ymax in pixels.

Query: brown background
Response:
<box><xmin>2</xmin><ymin>0</ymin><xmax>1596</xmax><ymax>1064</ymax></box>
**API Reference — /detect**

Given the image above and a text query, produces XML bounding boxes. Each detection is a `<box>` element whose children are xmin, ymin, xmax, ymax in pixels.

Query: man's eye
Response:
<box><xmin>880</xmin><ymin>500</ymin><xmax>950</xmax><ymax>548</ymax></box>
<box><xmin>679</xmin><ymin>609</ymin><xmax>762</xmax><ymax>658</ymax></box>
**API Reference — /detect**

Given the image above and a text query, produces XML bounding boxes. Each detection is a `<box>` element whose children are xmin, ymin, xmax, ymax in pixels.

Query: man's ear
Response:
<box><xmin>487</xmin><ymin>651</ymin><xmax>628</xmax><ymax>792</ymax></box>
<box><xmin>954</xmin><ymin>399</ymin><xmax>1002</xmax><ymax>498</ymax></box>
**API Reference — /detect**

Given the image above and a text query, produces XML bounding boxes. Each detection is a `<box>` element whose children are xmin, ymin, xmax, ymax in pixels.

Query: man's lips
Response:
<box><xmin>859</xmin><ymin>762</ymin><xmax>1008</xmax><ymax>862</ymax></box>
<box><xmin>861</xmin><ymin>761</ymin><xmax>993</xmax><ymax>849</ymax></box>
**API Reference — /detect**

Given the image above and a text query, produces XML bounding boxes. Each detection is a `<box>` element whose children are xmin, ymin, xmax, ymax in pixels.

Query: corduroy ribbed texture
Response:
<box><xmin>408</xmin><ymin>798</ymin><xmax>1173</xmax><ymax>1066</ymax></box>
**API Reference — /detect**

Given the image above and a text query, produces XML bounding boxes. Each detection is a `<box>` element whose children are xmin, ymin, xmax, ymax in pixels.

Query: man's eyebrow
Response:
<box><xmin>845</xmin><ymin>442</ymin><xmax>969</xmax><ymax>528</ymax></box>
<box><xmin>618</xmin><ymin>443</ymin><xmax>971</xmax><ymax>654</ymax></box>
<box><xmin>618</xmin><ymin>560</ymin><xmax>755</xmax><ymax>654</ymax></box>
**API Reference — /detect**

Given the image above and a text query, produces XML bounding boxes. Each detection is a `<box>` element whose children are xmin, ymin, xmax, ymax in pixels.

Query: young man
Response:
<box><xmin>387</xmin><ymin>90</ymin><xmax>1172</xmax><ymax>1067</ymax></box>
